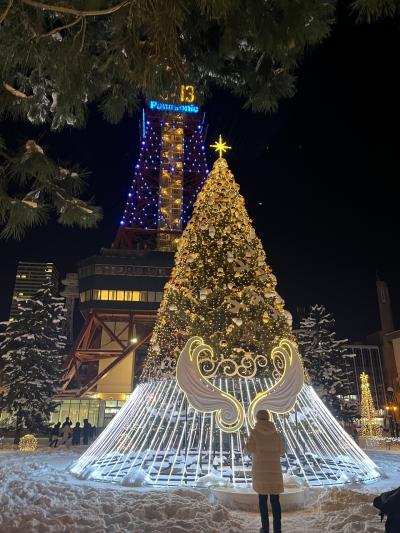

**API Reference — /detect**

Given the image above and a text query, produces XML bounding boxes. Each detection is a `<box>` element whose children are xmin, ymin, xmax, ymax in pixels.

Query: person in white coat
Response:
<box><xmin>60</xmin><ymin>422</ymin><xmax>72</xmax><ymax>447</ymax></box>
<box><xmin>245</xmin><ymin>410</ymin><xmax>285</xmax><ymax>533</ymax></box>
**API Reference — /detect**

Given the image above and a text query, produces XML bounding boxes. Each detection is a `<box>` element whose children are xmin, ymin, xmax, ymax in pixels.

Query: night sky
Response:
<box><xmin>1</xmin><ymin>7</ymin><xmax>399</xmax><ymax>340</ymax></box>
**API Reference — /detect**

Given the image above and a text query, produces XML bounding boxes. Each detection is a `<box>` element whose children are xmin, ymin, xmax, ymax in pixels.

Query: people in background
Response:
<box><xmin>245</xmin><ymin>410</ymin><xmax>285</xmax><ymax>533</ymax></box>
<box><xmin>72</xmin><ymin>422</ymin><xmax>81</xmax><ymax>446</ymax></box>
<box><xmin>82</xmin><ymin>419</ymin><xmax>92</xmax><ymax>445</ymax></box>
<box><xmin>351</xmin><ymin>422</ymin><xmax>359</xmax><ymax>445</ymax></box>
<box><xmin>60</xmin><ymin>420</ymin><xmax>72</xmax><ymax>446</ymax></box>
<box><xmin>61</xmin><ymin>417</ymin><xmax>72</xmax><ymax>430</ymax></box>
<box><xmin>49</xmin><ymin>422</ymin><xmax>61</xmax><ymax>448</ymax></box>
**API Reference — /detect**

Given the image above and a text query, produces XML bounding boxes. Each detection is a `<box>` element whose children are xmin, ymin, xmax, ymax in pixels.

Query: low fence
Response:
<box><xmin>365</xmin><ymin>436</ymin><xmax>400</xmax><ymax>451</ymax></box>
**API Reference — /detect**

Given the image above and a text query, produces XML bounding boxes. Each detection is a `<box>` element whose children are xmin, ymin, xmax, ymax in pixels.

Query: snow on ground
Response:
<box><xmin>0</xmin><ymin>447</ymin><xmax>399</xmax><ymax>532</ymax></box>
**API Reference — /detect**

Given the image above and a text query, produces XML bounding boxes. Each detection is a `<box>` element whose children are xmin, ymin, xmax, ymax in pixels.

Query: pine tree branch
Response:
<box><xmin>0</xmin><ymin>0</ymin><xmax>13</xmax><ymax>24</ymax></box>
<box><xmin>37</xmin><ymin>15</ymin><xmax>82</xmax><ymax>39</ymax></box>
<box><xmin>21</xmin><ymin>0</ymin><xmax>130</xmax><ymax>17</ymax></box>
<box><xmin>79</xmin><ymin>17</ymin><xmax>86</xmax><ymax>52</ymax></box>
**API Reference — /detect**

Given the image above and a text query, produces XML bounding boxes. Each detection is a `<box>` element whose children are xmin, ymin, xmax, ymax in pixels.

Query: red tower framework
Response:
<box><xmin>61</xmin><ymin>95</ymin><xmax>208</xmax><ymax>405</ymax></box>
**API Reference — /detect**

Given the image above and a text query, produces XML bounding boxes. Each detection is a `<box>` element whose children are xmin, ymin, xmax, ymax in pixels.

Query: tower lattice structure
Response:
<box><xmin>113</xmin><ymin>106</ymin><xmax>208</xmax><ymax>251</ymax></box>
<box><xmin>62</xmin><ymin>99</ymin><xmax>208</xmax><ymax>399</ymax></box>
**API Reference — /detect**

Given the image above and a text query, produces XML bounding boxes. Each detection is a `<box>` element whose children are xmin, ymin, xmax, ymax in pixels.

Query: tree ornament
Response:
<box><xmin>262</xmin><ymin>311</ymin><xmax>269</xmax><ymax>324</ymax></box>
<box><xmin>232</xmin><ymin>317</ymin><xmax>243</xmax><ymax>327</ymax></box>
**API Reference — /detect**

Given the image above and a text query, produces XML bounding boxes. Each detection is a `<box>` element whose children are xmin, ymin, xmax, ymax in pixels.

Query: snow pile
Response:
<box><xmin>0</xmin><ymin>449</ymin><xmax>399</xmax><ymax>532</ymax></box>
<box><xmin>121</xmin><ymin>467</ymin><xmax>153</xmax><ymax>487</ymax></box>
<box><xmin>297</xmin><ymin>488</ymin><xmax>383</xmax><ymax>532</ymax></box>
<box><xmin>283</xmin><ymin>473</ymin><xmax>306</xmax><ymax>488</ymax></box>
<box><xmin>0</xmin><ymin>451</ymin><xmax>245</xmax><ymax>533</ymax></box>
<box><xmin>195</xmin><ymin>469</ymin><xmax>230</xmax><ymax>488</ymax></box>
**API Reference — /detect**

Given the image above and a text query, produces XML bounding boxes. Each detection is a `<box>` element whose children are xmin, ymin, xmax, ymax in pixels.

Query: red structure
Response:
<box><xmin>61</xmin><ymin>96</ymin><xmax>208</xmax><ymax>401</ymax></box>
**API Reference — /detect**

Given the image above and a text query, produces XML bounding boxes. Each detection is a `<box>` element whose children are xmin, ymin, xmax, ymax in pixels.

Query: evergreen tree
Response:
<box><xmin>0</xmin><ymin>1</ymin><xmax>336</xmax><ymax>238</ymax></box>
<box><xmin>143</xmin><ymin>154</ymin><xmax>292</xmax><ymax>380</ymax></box>
<box><xmin>0</xmin><ymin>137</ymin><xmax>102</xmax><ymax>239</ymax></box>
<box><xmin>0</xmin><ymin>284</ymin><xmax>66</xmax><ymax>442</ymax></box>
<box><xmin>0</xmin><ymin>1</ymin><xmax>335</xmax><ymax>122</ymax></box>
<box><xmin>353</xmin><ymin>0</ymin><xmax>400</xmax><ymax>22</ymax></box>
<box><xmin>297</xmin><ymin>304</ymin><xmax>354</xmax><ymax>418</ymax></box>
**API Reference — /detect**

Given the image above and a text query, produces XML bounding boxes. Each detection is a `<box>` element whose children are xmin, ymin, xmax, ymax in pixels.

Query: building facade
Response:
<box><xmin>10</xmin><ymin>261</ymin><xmax>59</xmax><ymax>318</ymax></box>
<box><xmin>344</xmin><ymin>344</ymin><xmax>387</xmax><ymax>411</ymax></box>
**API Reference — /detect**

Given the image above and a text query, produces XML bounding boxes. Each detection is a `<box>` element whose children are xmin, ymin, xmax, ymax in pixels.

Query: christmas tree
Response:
<box><xmin>71</xmin><ymin>145</ymin><xmax>380</xmax><ymax>488</ymax></box>
<box><xmin>360</xmin><ymin>372</ymin><xmax>382</xmax><ymax>437</ymax></box>
<box><xmin>143</xmin><ymin>153</ymin><xmax>292</xmax><ymax>380</ymax></box>
<box><xmin>297</xmin><ymin>304</ymin><xmax>353</xmax><ymax>418</ymax></box>
<box><xmin>0</xmin><ymin>284</ymin><xmax>66</xmax><ymax>442</ymax></box>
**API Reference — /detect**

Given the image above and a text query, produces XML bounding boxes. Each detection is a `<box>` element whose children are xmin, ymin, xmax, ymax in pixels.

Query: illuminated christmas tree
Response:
<box><xmin>143</xmin><ymin>140</ymin><xmax>292</xmax><ymax>380</ymax></box>
<box><xmin>360</xmin><ymin>372</ymin><xmax>382</xmax><ymax>437</ymax></box>
<box><xmin>72</xmin><ymin>142</ymin><xmax>380</xmax><ymax>488</ymax></box>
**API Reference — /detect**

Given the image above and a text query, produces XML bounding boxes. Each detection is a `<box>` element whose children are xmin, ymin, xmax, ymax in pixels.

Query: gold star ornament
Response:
<box><xmin>210</xmin><ymin>134</ymin><xmax>231</xmax><ymax>159</ymax></box>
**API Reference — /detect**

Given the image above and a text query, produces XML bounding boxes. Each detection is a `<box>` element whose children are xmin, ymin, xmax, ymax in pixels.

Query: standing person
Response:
<box><xmin>61</xmin><ymin>416</ymin><xmax>72</xmax><ymax>429</ymax></box>
<box><xmin>72</xmin><ymin>422</ymin><xmax>81</xmax><ymax>445</ymax></box>
<box><xmin>245</xmin><ymin>410</ymin><xmax>285</xmax><ymax>533</ymax></box>
<box><xmin>351</xmin><ymin>422</ymin><xmax>359</xmax><ymax>445</ymax></box>
<box><xmin>49</xmin><ymin>422</ymin><xmax>61</xmax><ymax>448</ymax></box>
<box><xmin>60</xmin><ymin>420</ymin><xmax>72</xmax><ymax>446</ymax></box>
<box><xmin>82</xmin><ymin>419</ymin><xmax>92</xmax><ymax>445</ymax></box>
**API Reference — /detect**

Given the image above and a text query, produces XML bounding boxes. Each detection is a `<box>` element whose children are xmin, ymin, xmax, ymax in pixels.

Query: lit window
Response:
<box><xmin>18</xmin><ymin>292</ymin><xmax>24</xmax><ymax>296</ymax></box>
<box><xmin>116</xmin><ymin>290</ymin><xmax>124</xmax><ymax>301</ymax></box>
<box><xmin>100</xmin><ymin>290</ymin><xmax>109</xmax><ymax>300</ymax></box>
<box><xmin>21</xmin><ymin>274</ymin><xmax>27</xmax><ymax>278</ymax></box>
<box><xmin>140</xmin><ymin>292</ymin><xmax>148</xmax><ymax>302</ymax></box>
<box><xmin>93</xmin><ymin>290</ymin><xmax>101</xmax><ymax>300</ymax></box>
<box><xmin>147</xmin><ymin>292</ymin><xmax>155</xmax><ymax>302</ymax></box>
<box><xmin>156</xmin><ymin>292</ymin><xmax>163</xmax><ymax>302</ymax></box>
<box><xmin>132</xmin><ymin>291</ymin><xmax>140</xmax><ymax>301</ymax></box>
<box><xmin>80</xmin><ymin>292</ymin><xmax>86</xmax><ymax>303</ymax></box>
<box><xmin>109</xmin><ymin>290</ymin><xmax>116</xmax><ymax>301</ymax></box>
<box><xmin>125</xmin><ymin>290</ymin><xmax>132</xmax><ymax>301</ymax></box>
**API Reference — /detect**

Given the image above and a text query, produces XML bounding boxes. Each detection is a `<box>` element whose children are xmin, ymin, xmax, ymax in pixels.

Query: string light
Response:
<box><xmin>117</xmin><ymin>107</ymin><xmax>208</xmax><ymax>244</ymax></box>
<box><xmin>360</xmin><ymin>372</ymin><xmax>382</xmax><ymax>437</ymax></box>
<box><xmin>18</xmin><ymin>434</ymin><xmax>38</xmax><ymax>452</ymax></box>
<box><xmin>71</xmin><ymin>381</ymin><xmax>380</xmax><ymax>487</ymax></box>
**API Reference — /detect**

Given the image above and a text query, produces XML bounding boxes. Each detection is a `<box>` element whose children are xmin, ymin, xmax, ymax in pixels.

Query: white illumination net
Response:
<box><xmin>71</xmin><ymin>380</ymin><xmax>380</xmax><ymax>487</ymax></box>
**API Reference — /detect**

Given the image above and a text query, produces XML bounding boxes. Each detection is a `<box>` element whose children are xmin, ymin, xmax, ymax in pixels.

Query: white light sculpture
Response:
<box><xmin>71</xmin><ymin>338</ymin><xmax>381</xmax><ymax>487</ymax></box>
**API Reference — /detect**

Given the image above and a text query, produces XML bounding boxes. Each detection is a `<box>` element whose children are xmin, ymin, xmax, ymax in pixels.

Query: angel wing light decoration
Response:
<box><xmin>176</xmin><ymin>336</ymin><xmax>245</xmax><ymax>432</ymax></box>
<box><xmin>247</xmin><ymin>339</ymin><xmax>304</xmax><ymax>427</ymax></box>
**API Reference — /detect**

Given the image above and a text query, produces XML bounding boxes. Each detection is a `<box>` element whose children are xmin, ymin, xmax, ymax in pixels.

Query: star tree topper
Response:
<box><xmin>211</xmin><ymin>134</ymin><xmax>231</xmax><ymax>159</ymax></box>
